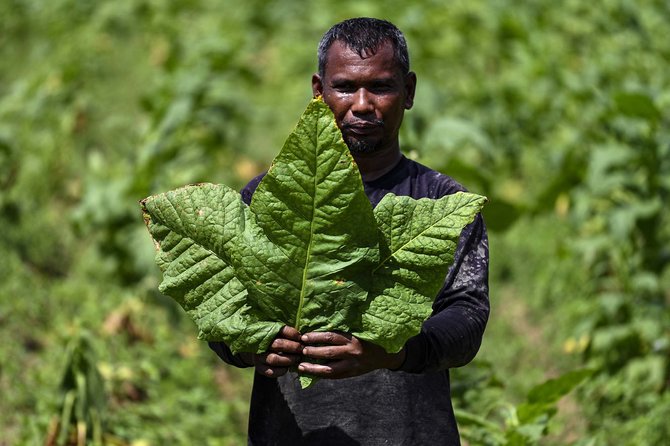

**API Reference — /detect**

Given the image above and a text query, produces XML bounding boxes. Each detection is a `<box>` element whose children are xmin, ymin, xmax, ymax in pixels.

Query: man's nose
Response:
<box><xmin>351</xmin><ymin>88</ymin><xmax>374</xmax><ymax>114</ymax></box>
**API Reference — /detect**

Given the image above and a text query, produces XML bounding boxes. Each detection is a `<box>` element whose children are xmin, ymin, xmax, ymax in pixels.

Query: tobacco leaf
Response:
<box><xmin>141</xmin><ymin>98</ymin><xmax>486</xmax><ymax>386</ymax></box>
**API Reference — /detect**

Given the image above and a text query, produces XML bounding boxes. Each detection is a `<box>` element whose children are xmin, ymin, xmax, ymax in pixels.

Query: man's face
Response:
<box><xmin>312</xmin><ymin>40</ymin><xmax>416</xmax><ymax>155</ymax></box>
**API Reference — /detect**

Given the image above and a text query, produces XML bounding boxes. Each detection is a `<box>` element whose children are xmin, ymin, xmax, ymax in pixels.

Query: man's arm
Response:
<box><xmin>208</xmin><ymin>341</ymin><xmax>250</xmax><ymax>368</ymax></box>
<box><xmin>400</xmin><ymin>214</ymin><xmax>489</xmax><ymax>372</ymax></box>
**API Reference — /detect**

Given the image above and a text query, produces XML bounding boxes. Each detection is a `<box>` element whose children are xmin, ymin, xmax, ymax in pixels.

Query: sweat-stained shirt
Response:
<box><xmin>209</xmin><ymin>155</ymin><xmax>490</xmax><ymax>446</ymax></box>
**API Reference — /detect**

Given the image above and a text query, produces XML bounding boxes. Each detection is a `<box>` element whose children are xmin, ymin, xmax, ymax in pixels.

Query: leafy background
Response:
<box><xmin>1</xmin><ymin>0</ymin><xmax>668</xmax><ymax>444</ymax></box>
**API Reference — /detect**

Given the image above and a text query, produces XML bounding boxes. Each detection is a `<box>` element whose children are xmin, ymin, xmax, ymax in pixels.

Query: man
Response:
<box><xmin>210</xmin><ymin>17</ymin><xmax>489</xmax><ymax>445</ymax></box>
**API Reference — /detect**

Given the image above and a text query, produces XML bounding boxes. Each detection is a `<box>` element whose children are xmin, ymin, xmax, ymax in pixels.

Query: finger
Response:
<box><xmin>279</xmin><ymin>326</ymin><xmax>302</xmax><ymax>341</ymax></box>
<box><xmin>298</xmin><ymin>360</ymin><xmax>352</xmax><ymax>379</ymax></box>
<box><xmin>265</xmin><ymin>352</ymin><xmax>302</xmax><ymax>367</ymax></box>
<box><xmin>301</xmin><ymin>331</ymin><xmax>351</xmax><ymax>346</ymax></box>
<box><xmin>251</xmin><ymin>353</ymin><xmax>269</xmax><ymax>366</ymax></box>
<box><xmin>270</xmin><ymin>338</ymin><xmax>304</xmax><ymax>354</ymax></box>
<box><xmin>297</xmin><ymin>361</ymin><xmax>335</xmax><ymax>377</ymax></box>
<box><xmin>302</xmin><ymin>344</ymin><xmax>349</xmax><ymax>360</ymax></box>
<box><xmin>256</xmin><ymin>364</ymin><xmax>289</xmax><ymax>378</ymax></box>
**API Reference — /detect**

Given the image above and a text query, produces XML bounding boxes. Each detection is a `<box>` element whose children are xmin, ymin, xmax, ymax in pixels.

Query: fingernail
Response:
<box><xmin>301</xmin><ymin>335</ymin><xmax>308</xmax><ymax>342</ymax></box>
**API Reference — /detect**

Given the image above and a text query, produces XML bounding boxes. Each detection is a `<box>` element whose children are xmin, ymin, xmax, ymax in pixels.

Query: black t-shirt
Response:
<box><xmin>210</xmin><ymin>155</ymin><xmax>490</xmax><ymax>445</ymax></box>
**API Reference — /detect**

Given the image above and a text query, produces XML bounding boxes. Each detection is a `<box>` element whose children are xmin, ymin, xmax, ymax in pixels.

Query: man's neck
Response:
<box><xmin>353</xmin><ymin>147</ymin><xmax>403</xmax><ymax>182</ymax></box>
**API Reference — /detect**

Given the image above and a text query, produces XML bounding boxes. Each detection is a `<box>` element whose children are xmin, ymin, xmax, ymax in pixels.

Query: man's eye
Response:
<box><xmin>334</xmin><ymin>85</ymin><xmax>355</xmax><ymax>93</ymax></box>
<box><xmin>371</xmin><ymin>84</ymin><xmax>393</xmax><ymax>93</ymax></box>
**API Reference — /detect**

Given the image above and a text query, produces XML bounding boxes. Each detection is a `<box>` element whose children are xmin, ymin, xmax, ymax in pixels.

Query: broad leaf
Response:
<box><xmin>249</xmin><ymin>98</ymin><xmax>379</xmax><ymax>334</ymax></box>
<box><xmin>141</xmin><ymin>98</ymin><xmax>487</xmax><ymax>386</ymax></box>
<box><xmin>142</xmin><ymin>184</ymin><xmax>284</xmax><ymax>353</ymax></box>
<box><xmin>356</xmin><ymin>192</ymin><xmax>489</xmax><ymax>352</ymax></box>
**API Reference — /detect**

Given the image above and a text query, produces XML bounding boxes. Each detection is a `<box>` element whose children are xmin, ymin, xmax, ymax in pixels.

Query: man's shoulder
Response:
<box><xmin>408</xmin><ymin>157</ymin><xmax>465</xmax><ymax>185</ymax></box>
<box><xmin>401</xmin><ymin>157</ymin><xmax>467</xmax><ymax>197</ymax></box>
<box><xmin>240</xmin><ymin>172</ymin><xmax>267</xmax><ymax>205</ymax></box>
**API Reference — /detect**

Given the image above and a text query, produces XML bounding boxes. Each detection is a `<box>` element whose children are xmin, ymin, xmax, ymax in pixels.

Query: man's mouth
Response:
<box><xmin>342</xmin><ymin>120</ymin><xmax>383</xmax><ymax>135</ymax></box>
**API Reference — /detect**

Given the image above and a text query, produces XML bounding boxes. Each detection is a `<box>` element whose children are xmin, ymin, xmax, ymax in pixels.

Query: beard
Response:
<box><xmin>341</xmin><ymin>119</ymin><xmax>384</xmax><ymax>154</ymax></box>
<box><xmin>343</xmin><ymin>137</ymin><xmax>379</xmax><ymax>154</ymax></box>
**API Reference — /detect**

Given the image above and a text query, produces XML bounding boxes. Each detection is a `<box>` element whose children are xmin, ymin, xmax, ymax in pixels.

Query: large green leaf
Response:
<box><xmin>249</xmin><ymin>97</ymin><xmax>379</xmax><ymax>334</ymax></box>
<box><xmin>141</xmin><ymin>98</ymin><xmax>486</xmax><ymax>385</ymax></box>
<box><xmin>357</xmin><ymin>192</ymin><xmax>489</xmax><ymax>352</ymax></box>
<box><xmin>142</xmin><ymin>184</ymin><xmax>284</xmax><ymax>354</ymax></box>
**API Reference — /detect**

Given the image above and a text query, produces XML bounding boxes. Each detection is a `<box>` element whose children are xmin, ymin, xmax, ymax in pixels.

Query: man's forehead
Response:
<box><xmin>324</xmin><ymin>40</ymin><xmax>400</xmax><ymax>76</ymax></box>
<box><xmin>327</xmin><ymin>39</ymin><xmax>393</xmax><ymax>61</ymax></box>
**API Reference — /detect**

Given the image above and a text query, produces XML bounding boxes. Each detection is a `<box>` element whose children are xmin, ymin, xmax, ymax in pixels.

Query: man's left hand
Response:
<box><xmin>298</xmin><ymin>331</ymin><xmax>406</xmax><ymax>379</ymax></box>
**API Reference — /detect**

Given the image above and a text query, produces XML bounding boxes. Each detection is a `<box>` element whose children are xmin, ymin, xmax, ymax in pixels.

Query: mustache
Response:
<box><xmin>341</xmin><ymin>119</ymin><xmax>384</xmax><ymax>129</ymax></box>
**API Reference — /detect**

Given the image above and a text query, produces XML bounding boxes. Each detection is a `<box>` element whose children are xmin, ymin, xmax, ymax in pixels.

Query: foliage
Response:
<box><xmin>565</xmin><ymin>87</ymin><xmax>670</xmax><ymax>443</ymax></box>
<box><xmin>456</xmin><ymin>368</ymin><xmax>593</xmax><ymax>445</ymax></box>
<box><xmin>46</xmin><ymin>333</ymin><xmax>106</xmax><ymax>446</ymax></box>
<box><xmin>1</xmin><ymin>0</ymin><xmax>668</xmax><ymax>444</ymax></box>
<box><xmin>141</xmin><ymin>99</ymin><xmax>485</xmax><ymax>387</ymax></box>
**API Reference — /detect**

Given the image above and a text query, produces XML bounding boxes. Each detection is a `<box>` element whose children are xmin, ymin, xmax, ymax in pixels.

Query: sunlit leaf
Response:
<box><xmin>142</xmin><ymin>99</ymin><xmax>486</xmax><ymax>386</ymax></box>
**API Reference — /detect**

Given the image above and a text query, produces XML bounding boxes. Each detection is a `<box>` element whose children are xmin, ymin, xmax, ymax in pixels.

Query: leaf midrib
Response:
<box><xmin>293</xmin><ymin>117</ymin><xmax>321</xmax><ymax>330</ymax></box>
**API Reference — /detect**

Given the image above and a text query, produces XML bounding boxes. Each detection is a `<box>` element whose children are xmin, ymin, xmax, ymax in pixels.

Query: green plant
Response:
<box><xmin>141</xmin><ymin>99</ymin><xmax>485</xmax><ymax>387</ymax></box>
<box><xmin>46</xmin><ymin>332</ymin><xmax>107</xmax><ymax>446</ymax></box>
<box><xmin>456</xmin><ymin>369</ymin><xmax>592</xmax><ymax>446</ymax></box>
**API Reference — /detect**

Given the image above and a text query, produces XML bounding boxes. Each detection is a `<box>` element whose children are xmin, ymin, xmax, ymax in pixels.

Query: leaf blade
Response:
<box><xmin>251</xmin><ymin>98</ymin><xmax>379</xmax><ymax>332</ymax></box>
<box><xmin>355</xmin><ymin>192</ymin><xmax>487</xmax><ymax>352</ymax></box>
<box><xmin>141</xmin><ymin>184</ymin><xmax>283</xmax><ymax>353</ymax></box>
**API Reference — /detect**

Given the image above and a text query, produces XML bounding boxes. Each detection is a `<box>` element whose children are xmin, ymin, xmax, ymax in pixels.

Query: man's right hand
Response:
<box><xmin>240</xmin><ymin>326</ymin><xmax>303</xmax><ymax>378</ymax></box>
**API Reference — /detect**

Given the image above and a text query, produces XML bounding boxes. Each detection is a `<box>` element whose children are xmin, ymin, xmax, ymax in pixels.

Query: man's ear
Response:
<box><xmin>404</xmin><ymin>72</ymin><xmax>417</xmax><ymax>110</ymax></box>
<box><xmin>312</xmin><ymin>73</ymin><xmax>323</xmax><ymax>98</ymax></box>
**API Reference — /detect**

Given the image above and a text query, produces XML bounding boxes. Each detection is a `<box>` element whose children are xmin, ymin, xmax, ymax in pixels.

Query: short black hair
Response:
<box><xmin>317</xmin><ymin>17</ymin><xmax>410</xmax><ymax>77</ymax></box>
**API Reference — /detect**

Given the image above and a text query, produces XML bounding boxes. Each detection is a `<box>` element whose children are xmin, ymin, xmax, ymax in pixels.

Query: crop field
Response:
<box><xmin>1</xmin><ymin>1</ymin><xmax>668</xmax><ymax>445</ymax></box>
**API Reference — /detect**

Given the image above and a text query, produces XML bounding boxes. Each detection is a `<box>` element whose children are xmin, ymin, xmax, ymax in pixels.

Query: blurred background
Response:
<box><xmin>1</xmin><ymin>1</ymin><xmax>668</xmax><ymax>445</ymax></box>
